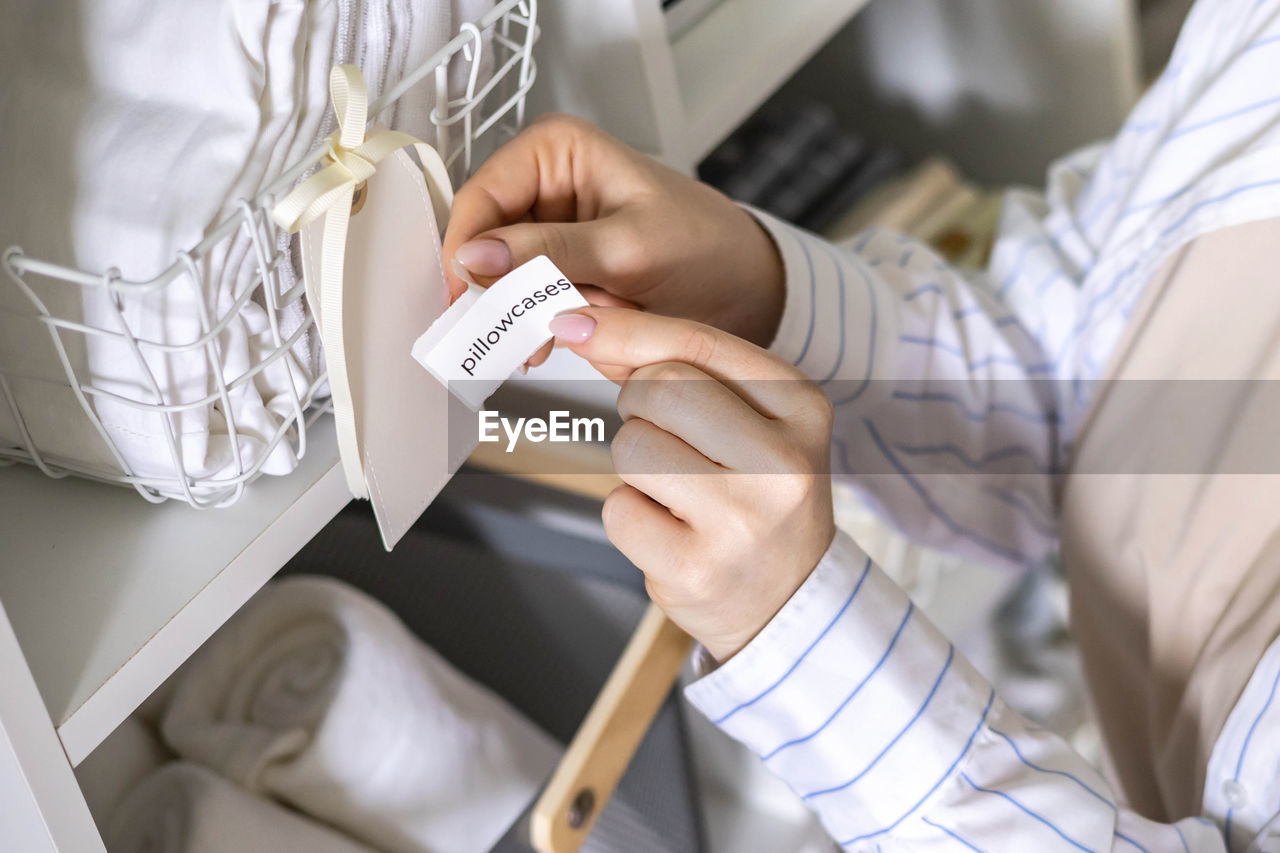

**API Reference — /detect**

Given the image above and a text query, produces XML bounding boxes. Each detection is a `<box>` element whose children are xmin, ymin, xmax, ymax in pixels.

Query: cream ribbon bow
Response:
<box><xmin>272</xmin><ymin>65</ymin><xmax>435</xmax><ymax>499</ymax></box>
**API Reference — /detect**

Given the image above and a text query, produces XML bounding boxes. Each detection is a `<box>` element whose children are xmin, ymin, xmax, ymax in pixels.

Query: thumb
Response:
<box><xmin>447</xmin><ymin>218</ymin><xmax>630</xmax><ymax>297</ymax></box>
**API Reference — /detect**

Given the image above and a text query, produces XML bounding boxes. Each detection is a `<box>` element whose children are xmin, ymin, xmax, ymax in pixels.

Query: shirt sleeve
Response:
<box><xmin>745</xmin><ymin>0</ymin><xmax>1280</xmax><ymax>578</ymax></box>
<box><xmin>751</xmin><ymin>208</ymin><xmax>1065</xmax><ymax>573</ymax></box>
<box><xmin>685</xmin><ymin>530</ymin><xmax>1229</xmax><ymax>852</ymax></box>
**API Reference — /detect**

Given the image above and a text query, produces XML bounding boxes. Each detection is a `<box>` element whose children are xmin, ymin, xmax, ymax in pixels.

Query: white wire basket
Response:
<box><xmin>0</xmin><ymin>0</ymin><xmax>538</xmax><ymax>508</ymax></box>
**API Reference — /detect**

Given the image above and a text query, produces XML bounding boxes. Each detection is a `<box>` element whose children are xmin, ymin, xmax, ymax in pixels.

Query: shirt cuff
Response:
<box><xmin>740</xmin><ymin>205</ymin><xmax>824</xmax><ymax>366</ymax></box>
<box><xmin>741</xmin><ymin>206</ymin><xmax>895</xmax><ymax>411</ymax></box>
<box><xmin>684</xmin><ymin>529</ymin><xmax>996</xmax><ymax>844</ymax></box>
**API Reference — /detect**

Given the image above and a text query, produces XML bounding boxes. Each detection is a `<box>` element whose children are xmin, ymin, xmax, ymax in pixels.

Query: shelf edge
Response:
<box><xmin>56</xmin><ymin>460</ymin><xmax>350</xmax><ymax>765</ymax></box>
<box><xmin>673</xmin><ymin>0</ymin><xmax>872</xmax><ymax>164</ymax></box>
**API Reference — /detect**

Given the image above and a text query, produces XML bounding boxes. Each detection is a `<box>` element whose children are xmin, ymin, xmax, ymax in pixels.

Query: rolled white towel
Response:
<box><xmin>161</xmin><ymin>576</ymin><xmax>560</xmax><ymax>853</ymax></box>
<box><xmin>106</xmin><ymin>762</ymin><xmax>376</xmax><ymax>853</ymax></box>
<box><xmin>75</xmin><ymin>716</ymin><xmax>172</xmax><ymax>828</ymax></box>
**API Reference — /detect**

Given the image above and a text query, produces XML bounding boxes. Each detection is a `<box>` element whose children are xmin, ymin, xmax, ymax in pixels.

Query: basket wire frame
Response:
<box><xmin>0</xmin><ymin>0</ymin><xmax>538</xmax><ymax>508</ymax></box>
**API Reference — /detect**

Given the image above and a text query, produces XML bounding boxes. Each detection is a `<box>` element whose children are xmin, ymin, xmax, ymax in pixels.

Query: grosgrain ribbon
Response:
<box><xmin>272</xmin><ymin>65</ymin><xmax>425</xmax><ymax>499</ymax></box>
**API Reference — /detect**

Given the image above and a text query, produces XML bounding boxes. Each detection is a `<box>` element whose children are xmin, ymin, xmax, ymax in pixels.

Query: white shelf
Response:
<box><xmin>671</xmin><ymin>0</ymin><xmax>872</xmax><ymax>165</ymax></box>
<box><xmin>0</xmin><ymin>418</ymin><xmax>348</xmax><ymax>765</ymax></box>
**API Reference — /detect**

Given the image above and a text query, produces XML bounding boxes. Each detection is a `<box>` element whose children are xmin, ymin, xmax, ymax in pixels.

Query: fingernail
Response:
<box><xmin>518</xmin><ymin>363</ymin><xmax>529</xmax><ymax>375</ymax></box>
<box><xmin>450</xmin><ymin>258</ymin><xmax>477</xmax><ymax>286</ymax></box>
<box><xmin>454</xmin><ymin>239</ymin><xmax>512</xmax><ymax>279</ymax></box>
<box><xmin>548</xmin><ymin>313</ymin><xmax>595</xmax><ymax>343</ymax></box>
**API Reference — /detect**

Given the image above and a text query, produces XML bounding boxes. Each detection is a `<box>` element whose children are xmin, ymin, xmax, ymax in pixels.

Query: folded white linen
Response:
<box><xmin>106</xmin><ymin>762</ymin><xmax>377</xmax><ymax>853</ymax></box>
<box><xmin>0</xmin><ymin>0</ymin><xmax>493</xmax><ymax>497</ymax></box>
<box><xmin>386</xmin><ymin>0</ymin><xmax>500</xmax><ymax>147</ymax></box>
<box><xmin>161</xmin><ymin>576</ymin><xmax>560</xmax><ymax>853</ymax></box>
<box><xmin>0</xmin><ymin>0</ymin><xmax>335</xmax><ymax>493</ymax></box>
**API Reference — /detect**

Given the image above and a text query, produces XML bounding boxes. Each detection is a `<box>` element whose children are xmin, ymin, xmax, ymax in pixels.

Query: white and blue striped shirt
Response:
<box><xmin>686</xmin><ymin>1</ymin><xmax>1280</xmax><ymax>850</ymax></box>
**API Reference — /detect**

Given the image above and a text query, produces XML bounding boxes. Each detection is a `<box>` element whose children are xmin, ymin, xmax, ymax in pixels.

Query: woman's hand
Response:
<box><xmin>547</xmin><ymin>307</ymin><xmax>835</xmax><ymax>662</ymax></box>
<box><xmin>442</xmin><ymin>115</ymin><xmax>785</xmax><ymax>355</ymax></box>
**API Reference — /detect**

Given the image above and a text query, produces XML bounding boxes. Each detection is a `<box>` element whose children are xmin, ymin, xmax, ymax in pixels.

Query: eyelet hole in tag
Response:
<box><xmin>350</xmin><ymin>181</ymin><xmax>368</xmax><ymax>216</ymax></box>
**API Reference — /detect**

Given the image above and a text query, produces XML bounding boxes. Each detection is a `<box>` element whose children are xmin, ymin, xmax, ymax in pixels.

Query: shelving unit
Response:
<box><xmin>0</xmin><ymin>419</ymin><xmax>346</xmax><ymax>765</ymax></box>
<box><xmin>0</xmin><ymin>1</ymin><xmax>1143</xmax><ymax>849</ymax></box>
<box><xmin>532</xmin><ymin>0</ymin><xmax>1139</xmax><ymax>182</ymax></box>
<box><xmin>671</xmin><ymin>0</ymin><xmax>872</xmax><ymax>165</ymax></box>
<box><xmin>528</xmin><ymin>0</ymin><xmax>875</xmax><ymax>173</ymax></box>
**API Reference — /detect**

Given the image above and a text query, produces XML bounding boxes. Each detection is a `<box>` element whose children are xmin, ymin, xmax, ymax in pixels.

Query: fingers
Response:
<box><xmin>560</xmin><ymin>306</ymin><xmax>784</xmax><ymax>377</ymax></box>
<box><xmin>520</xmin><ymin>287</ymin><xmax>636</xmax><ymax>373</ymax></box>
<box><xmin>455</xmin><ymin>218</ymin><xmax>634</xmax><ymax>292</ymax></box>
<box><xmin>441</xmin><ymin>123</ymin><xmax>560</xmax><ymax>294</ymax></box>
<box><xmin>617</xmin><ymin>361</ymin><xmax>778</xmax><ymax>469</ymax></box>
<box><xmin>442</xmin><ymin>114</ymin><xmax>648</xmax><ymax>298</ymax></box>
<box><xmin>576</xmin><ymin>284</ymin><xmax>638</xmax><ymax>310</ymax></box>
<box><xmin>610</xmin><ymin>418</ymin><xmax>722</xmax><ymax>522</ymax></box>
<box><xmin>554</xmin><ymin>306</ymin><xmax>807</xmax><ymax>417</ymax></box>
<box><xmin>522</xmin><ymin>341</ymin><xmax>554</xmax><ymax>372</ymax></box>
<box><xmin>601</xmin><ymin>483</ymin><xmax>688</xmax><ymax>573</ymax></box>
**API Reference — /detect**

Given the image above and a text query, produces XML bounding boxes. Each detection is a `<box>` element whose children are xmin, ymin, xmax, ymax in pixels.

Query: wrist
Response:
<box><xmin>701</xmin><ymin>520</ymin><xmax>837</xmax><ymax>665</ymax></box>
<box><xmin>701</xmin><ymin>628</ymin><xmax>766</xmax><ymax>666</ymax></box>
<box><xmin>721</xmin><ymin>207</ymin><xmax>785</xmax><ymax>348</ymax></box>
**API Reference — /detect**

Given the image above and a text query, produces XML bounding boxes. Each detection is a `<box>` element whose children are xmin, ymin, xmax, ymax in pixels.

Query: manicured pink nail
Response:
<box><xmin>548</xmin><ymin>313</ymin><xmax>595</xmax><ymax>343</ymax></box>
<box><xmin>453</xmin><ymin>239</ymin><xmax>512</xmax><ymax>279</ymax></box>
<box><xmin>450</xmin><ymin>258</ymin><xmax>477</xmax><ymax>286</ymax></box>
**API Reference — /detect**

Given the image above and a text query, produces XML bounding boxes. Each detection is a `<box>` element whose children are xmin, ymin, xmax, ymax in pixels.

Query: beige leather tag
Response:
<box><xmin>301</xmin><ymin>144</ymin><xmax>478</xmax><ymax>550</ymax></box>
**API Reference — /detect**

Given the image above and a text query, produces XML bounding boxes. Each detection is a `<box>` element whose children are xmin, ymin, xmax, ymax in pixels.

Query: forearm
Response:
<box><xmin>751</xmin><ymin>209</ymin><xmax>1062</xmax><ymax>572</ymax></box>
<box><xmin>686</xmin><ymin>530</ymin><xmax>1226</xmax><ymax>852</ymax></box>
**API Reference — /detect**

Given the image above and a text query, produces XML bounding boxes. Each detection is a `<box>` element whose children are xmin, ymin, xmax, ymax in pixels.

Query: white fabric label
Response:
<box><xmin>411</xmin><ymin>255</ymin><xmax>588</xmax><ymax>409</ymax></box>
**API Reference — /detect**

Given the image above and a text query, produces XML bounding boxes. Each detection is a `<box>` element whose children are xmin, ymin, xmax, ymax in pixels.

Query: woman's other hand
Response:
<box><xmin>548</xmin><ymin>306</ymin><xmax>835</xmax><ymax>662</ymax></box>
<box><xmin>443</xmin><ymin>115</ymin><xmax>785</xmax><ymax>362</ymax></box>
